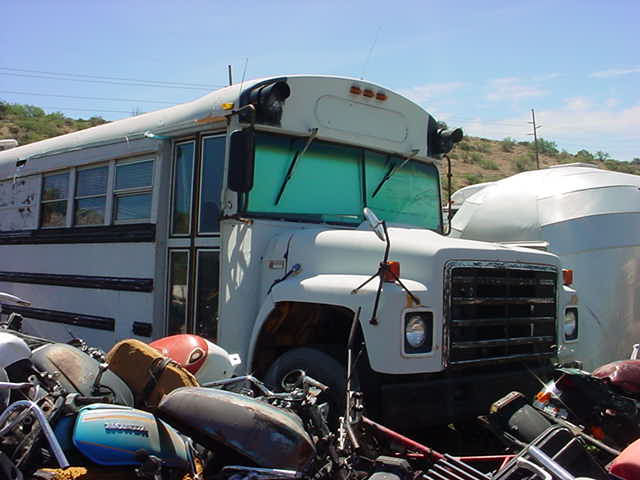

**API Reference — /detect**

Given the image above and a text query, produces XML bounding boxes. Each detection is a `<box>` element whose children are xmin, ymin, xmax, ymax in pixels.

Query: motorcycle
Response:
<box><xmin>485</xmin><ymin>346</ymin><xmax>640</xmax><ymax>455</ymax></box>
<box><xmin>0</xmin><ymin>318</ymin><xmax>372</xmax><ymax>480</ymax></box>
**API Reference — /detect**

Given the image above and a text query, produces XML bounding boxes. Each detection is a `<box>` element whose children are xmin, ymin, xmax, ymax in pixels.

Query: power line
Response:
<box><xmin>36</xmin><ymin>106</ymin><xmax>134</xmax><ymax>114</ymax></box>
<box><xmin>0</xmin><ymin>67</ymin><xmax>221</xmax><ymax>89</ymax></box>
<box><xmin>0</xmin><ymin>72</ymin><xmax>216</xmax><ymax>91</ymax></box>
<box><xmin>0</xmin><ymin>90</ymin><xmax>177</xmax><ymax>105</ymax></box>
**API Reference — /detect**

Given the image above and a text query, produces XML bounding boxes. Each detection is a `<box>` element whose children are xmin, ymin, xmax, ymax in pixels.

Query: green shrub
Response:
<box><xmin>479</xmin><ymin>158</ymin><xmax>499</xmax><ymax>170</ymax></box>
<box><xmin>475</xmin><ymin>142</ymin><xmax>491</xmax><ymax>153</ymax></box>
<box><xmin>464</xmin><ymin>173</ymin><xmax>484</xmax><ymax>185</ymax></box>
<box><xmin>467</xmin><ymin>152</ymin><xmax>483</xmax><ymax>164</ymax></box>
<box><xmin>595</xmin><ymin>151</ymin><xmax>610</xmax><ymax>161</ymax></box>
<box><xmin>457</xmin><ymin>141</ymin><xmax>473</xmax><ymax>152</ymax></box>
<box><xmin>501</xmin><ymin>137</ymin><xmax>516</xmax><ymax>152</ymax></box>
<box><xmin>604</xmin><ymin>159</ymin><xmax>635</xmax><ymax>174</ymax></box>
<box><xmin>514</xmin><ymin>153</ymin><xmax>535</xmax><ymax>172</ymax></box>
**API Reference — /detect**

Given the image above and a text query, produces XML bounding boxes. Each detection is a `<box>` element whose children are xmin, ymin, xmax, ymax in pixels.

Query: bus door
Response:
<box><xmin>166</xmin><ymin>134</ymin><xmax>225</xmax><ymax>340</ymax></box>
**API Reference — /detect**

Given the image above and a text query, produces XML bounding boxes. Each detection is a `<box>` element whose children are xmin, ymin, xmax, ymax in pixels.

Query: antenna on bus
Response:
<box><xmin>228</xmin><ymin>65</ymin><xmax>233</xmax><ymax>86</ymax></box>
<box><xmin>360</xmin><ymin>25</ymin><xmax>381</xmax><ymax>80</ymax></box>
<box><xmin>239</xmin><ymin>58</ymin><xmax>249</xmax><ymax>93</ymax></box>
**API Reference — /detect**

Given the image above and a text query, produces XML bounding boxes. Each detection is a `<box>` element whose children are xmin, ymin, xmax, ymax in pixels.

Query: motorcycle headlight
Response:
<box><xmin>404</xmin><ymin>312</ymin><xmax>433</xmax><ymax>354</ymax></box>
<box><xmin>564</xmin><ymin>308</ymin><xmax>578</xmax><ymax>341</ymax></box>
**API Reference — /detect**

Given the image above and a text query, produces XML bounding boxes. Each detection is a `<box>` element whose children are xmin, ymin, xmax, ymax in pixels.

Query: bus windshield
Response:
<box><xmin>245</xmin><ymin>133</ymin><xmax>441</xmax><ymax>230</ymax></box>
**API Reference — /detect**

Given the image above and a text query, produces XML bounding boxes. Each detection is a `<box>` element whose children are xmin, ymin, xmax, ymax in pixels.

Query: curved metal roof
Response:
<box><xmin>451</xmin><ymin>164</ymin><xmax>640</xmax><ymax>241</ymax></box>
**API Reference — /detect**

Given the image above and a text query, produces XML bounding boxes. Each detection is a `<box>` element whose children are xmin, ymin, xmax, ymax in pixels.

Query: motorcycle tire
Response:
<box><xmin>264</xmin><ymin>347</ymin><xmax>346</xmax><ymax>426</ymax></box>
<box><xmin>507</xmin><ymin>404</ymin><xmax>553</xmax><ymax>443</ymax></box>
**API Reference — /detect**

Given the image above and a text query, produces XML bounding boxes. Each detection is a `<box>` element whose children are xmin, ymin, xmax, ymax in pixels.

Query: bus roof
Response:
<box><xmin>0</xmin><ymin>75</ymin><xmax>431</xmax><ymax>180</ymax></box>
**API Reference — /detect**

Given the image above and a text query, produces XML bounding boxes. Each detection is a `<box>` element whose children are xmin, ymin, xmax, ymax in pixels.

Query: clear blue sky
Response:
<box><xmin>2</xmin><ymin>0</ymin><xmax>638</xmax><ymax>160</ymax></box>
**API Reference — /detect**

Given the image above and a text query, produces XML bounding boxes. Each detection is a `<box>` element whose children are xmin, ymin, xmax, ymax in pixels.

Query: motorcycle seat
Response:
<box><xmin>106</xmin><ymin>338</ymin><xmax>198</xmax><ymax>410</ymax></box>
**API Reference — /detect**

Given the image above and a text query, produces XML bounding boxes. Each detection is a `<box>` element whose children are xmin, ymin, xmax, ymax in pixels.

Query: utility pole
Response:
<box><xmin>528</xmin><ymin>108</ymin><xmax>541</xmax><ymax>169</ymax></box>
<box><xmin>227</xmin><ymin>65</ymin><xmax>233</xmax><ymax>86</ymax></box>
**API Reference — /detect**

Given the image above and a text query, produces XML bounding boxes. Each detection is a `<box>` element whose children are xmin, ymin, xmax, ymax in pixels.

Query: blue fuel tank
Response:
<box><xmin>73</xmin><ymin>404</ymin><xmax>190</xmax><ymax>467</ymax></box>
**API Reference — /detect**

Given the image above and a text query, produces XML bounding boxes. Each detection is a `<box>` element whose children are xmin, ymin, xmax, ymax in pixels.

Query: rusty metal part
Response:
<box><xmin>32</xmin><ymin>467</ymin><xmax>136</xmax><ymax>479</ymax></box>
<box><xmin>31</xmin><ymin>343</ymin><xmax>133</xmax><ymax>405</ymax></box>
<box><xmin>158</xmin><ymin>387</ymin><xmax>315</xmax><ymax>471</ymax></box>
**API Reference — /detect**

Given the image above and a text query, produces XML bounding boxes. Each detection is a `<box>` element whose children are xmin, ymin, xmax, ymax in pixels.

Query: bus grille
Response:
<box><xmin>445</xmin><ymin>262</ymin><xmax>557</xmax><ymax>367</ymax></box>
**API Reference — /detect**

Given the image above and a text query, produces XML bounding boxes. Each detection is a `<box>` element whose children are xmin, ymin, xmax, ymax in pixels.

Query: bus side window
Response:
<box><xmin>75</xmin><ymin>165</ymin><xmax>108</xmax><ymax>226</ymax></box>
<box><xmin>195</xmin><ymin>250</ymin><xmax>219</xmax><ymax>340</ymax></box>
<box><xmin>171</xmin><ymin>142</ymin><xmax>195</xmax><ymax>235</ymax></box>
<box><xmin>168</xmin><ymin>250</ymin><xmax>189</xmax><ymax>335</ymax></box>
<box><xmin>113</xmin><ymin>159</ymin><xmax>154</xmax><ymax>223</ymax></box>
<box><xmin>41</xmin><ymin>172</ymin><xmax>70</xmax><ymax>227</ymax></box>
<box><xmin>198</xmin><ymin>136</ymin><xmax>225</xmax><ymax>234</ymax></box>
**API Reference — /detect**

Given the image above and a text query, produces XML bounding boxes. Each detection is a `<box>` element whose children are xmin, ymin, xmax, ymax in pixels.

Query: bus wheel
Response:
<box><xmin>264</xmin><ymin>347</ymin><xmax>346</xmax><ymax>426</ymax></box>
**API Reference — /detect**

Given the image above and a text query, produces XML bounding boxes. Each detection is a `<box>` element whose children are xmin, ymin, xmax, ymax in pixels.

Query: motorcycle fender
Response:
<box><xmin>158</xmin><ymin>387</ymin><xmax>315</xmax><ymax>471</ymax></box>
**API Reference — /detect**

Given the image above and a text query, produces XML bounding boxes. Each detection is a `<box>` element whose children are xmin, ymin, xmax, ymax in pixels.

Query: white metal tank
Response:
<box><xmin>451</xmin><ymin>164</ymin><xmax>640</xmax><ymax>370</ymax></box>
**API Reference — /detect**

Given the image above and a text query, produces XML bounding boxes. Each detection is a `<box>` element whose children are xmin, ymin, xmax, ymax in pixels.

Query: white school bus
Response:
<box><xmin>0</xmin><ymin>75</ymin><xmax>578</xmax><ymax>428</ymax></box>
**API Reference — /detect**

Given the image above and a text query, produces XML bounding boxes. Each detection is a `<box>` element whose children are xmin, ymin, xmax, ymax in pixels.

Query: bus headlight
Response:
<box><xmin>564</xmin><ymin>308</ymin><xmax>578</xmax><ymax>341</ymax></box>
<box><xmin>404</xmin><ymin>312</ymin><xmax>433</xmax><ymax>353</ymax></box>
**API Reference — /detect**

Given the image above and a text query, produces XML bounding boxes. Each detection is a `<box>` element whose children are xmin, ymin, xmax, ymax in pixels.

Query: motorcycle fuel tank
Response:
<box><xmin>158</xmin><ymin>387</ymin><xmax>315</xmax><ymax>471</ymax></box>
<box><xmin>31</xmin><ymin>343</ymin><xmax>134</xmax><ymax>406</ymax></box>
<box><xmin>592</xmin><ymin>360</ymin><xmax>640</xmax><ymax>396</ymax></box>
<box><xmin>73</xmin><ymin>404</ymin><xmax>190</xmax><ymax>467</ymax></box>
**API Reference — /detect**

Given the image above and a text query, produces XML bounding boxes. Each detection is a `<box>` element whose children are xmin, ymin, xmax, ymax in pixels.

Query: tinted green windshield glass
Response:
<box><xmin>246</xmin><ymin>133</ymin><xmax>441</xmax><ymax>230</ymax></box>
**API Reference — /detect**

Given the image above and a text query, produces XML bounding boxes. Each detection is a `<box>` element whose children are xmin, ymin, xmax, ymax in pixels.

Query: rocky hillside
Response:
<box><xmin>441</xmin><ymin>136</ymin><xmax>640</xmax><ymax>197</ymax></box>
<box><xmin>0</xmin><ymin>102</ymin><xmax>107</xmax><ymax>146</ymax></box>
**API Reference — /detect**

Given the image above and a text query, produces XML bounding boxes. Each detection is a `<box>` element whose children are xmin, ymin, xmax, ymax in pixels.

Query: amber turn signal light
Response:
<box><xmin>383</xmin><ymin>261</ymin><xmax>400</xmax><ymax>282</ymax></box>
<box><xmin>562</xmin><ymin>269</ymin><xmax>573</xmax><ymax>285</ymax></box>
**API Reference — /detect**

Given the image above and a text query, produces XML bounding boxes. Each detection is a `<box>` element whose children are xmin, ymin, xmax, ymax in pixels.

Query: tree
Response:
<box><xmin>595</xmin><ymin>151</ymin><xmax>610</xmax><ymax>161</ymax></box>
<box><xmin>533</xmin><ymin>138</ymin><xmax>558</xmax><ymax>156</ymax></box>
<box><xmin>576</xmin><ymin>149</ymin><xmax>595</xmax><ymax>162</ymax></box>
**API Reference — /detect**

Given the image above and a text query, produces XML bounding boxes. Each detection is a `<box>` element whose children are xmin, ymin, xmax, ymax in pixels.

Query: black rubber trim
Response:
<box><xmin>0</xmin><ymin>223</ymin><xmax>155</xmax><ymax>245</ymax></box>
<box><xmin>0</xmin><ymin>271</ymin><xmax>153</xmax><ymax>292</ymax></box>
<box><xmin>1</xmin><ymin>304</ymin><xmax>115</xmax><ymax>331</ymax></box>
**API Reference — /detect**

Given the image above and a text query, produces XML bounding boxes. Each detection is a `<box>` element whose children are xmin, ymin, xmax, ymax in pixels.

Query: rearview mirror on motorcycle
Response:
<box><xmin>281</xmin><ymin>369</ymin><xmax>305</xmax><ymax>392</ymax></box>
<box><xmin>281</xmin><ymin>369</ymin><xmax>328</xmax><ymax>394</ymax></box>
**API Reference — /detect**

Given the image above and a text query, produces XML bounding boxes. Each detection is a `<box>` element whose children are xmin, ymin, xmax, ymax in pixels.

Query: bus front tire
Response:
<box><xmin>264</xmin><ymin>347</ymin><xmax>346</xmax><ymax>426</ymax></box>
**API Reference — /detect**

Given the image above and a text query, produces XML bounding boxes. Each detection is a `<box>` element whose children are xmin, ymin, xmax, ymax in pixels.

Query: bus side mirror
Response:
<box><xmin>228</xmin><ymin>129</ymin><xmax>255</xmax><ymax>193</ymax></box>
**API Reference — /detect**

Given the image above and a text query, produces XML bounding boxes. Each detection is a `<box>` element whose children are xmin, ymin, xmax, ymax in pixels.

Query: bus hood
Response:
<box><xmin>284</xmin><ymin>226</ymin><xmax>561</xmax><ymax>284</ymax></box>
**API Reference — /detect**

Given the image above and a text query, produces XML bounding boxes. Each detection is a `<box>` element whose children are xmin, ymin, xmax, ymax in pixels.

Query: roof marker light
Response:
<box><xmin>376</xmin><ymin>92</ymin><xmax>387</xmax><ymax>101</ymax></box>
<box><xmin>350</xmin><ymin>86</ymin><xmax>362</xmax><ymax>95</ymax></box>
<box><xmin>363</xmin><ymin>89</ymin><xmax>375</xmax><ymax>98</ymax></box>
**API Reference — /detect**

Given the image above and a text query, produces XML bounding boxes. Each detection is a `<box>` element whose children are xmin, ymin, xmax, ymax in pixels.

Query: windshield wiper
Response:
<box><xmin>371</xmin><ymin>149</ymin><xmax>420</xmax><ymax>198</ymax></box>
<box><xmin>275</xmin><ymin>128</ymin><xmax>319</xmax><ymax>205</ymax></box>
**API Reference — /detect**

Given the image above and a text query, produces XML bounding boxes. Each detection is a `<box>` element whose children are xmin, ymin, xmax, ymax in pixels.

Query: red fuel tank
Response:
<box><xmin>150</xmin><ymin>334</ymin><xmax>241</xmax><ymax>384</ymax></box>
